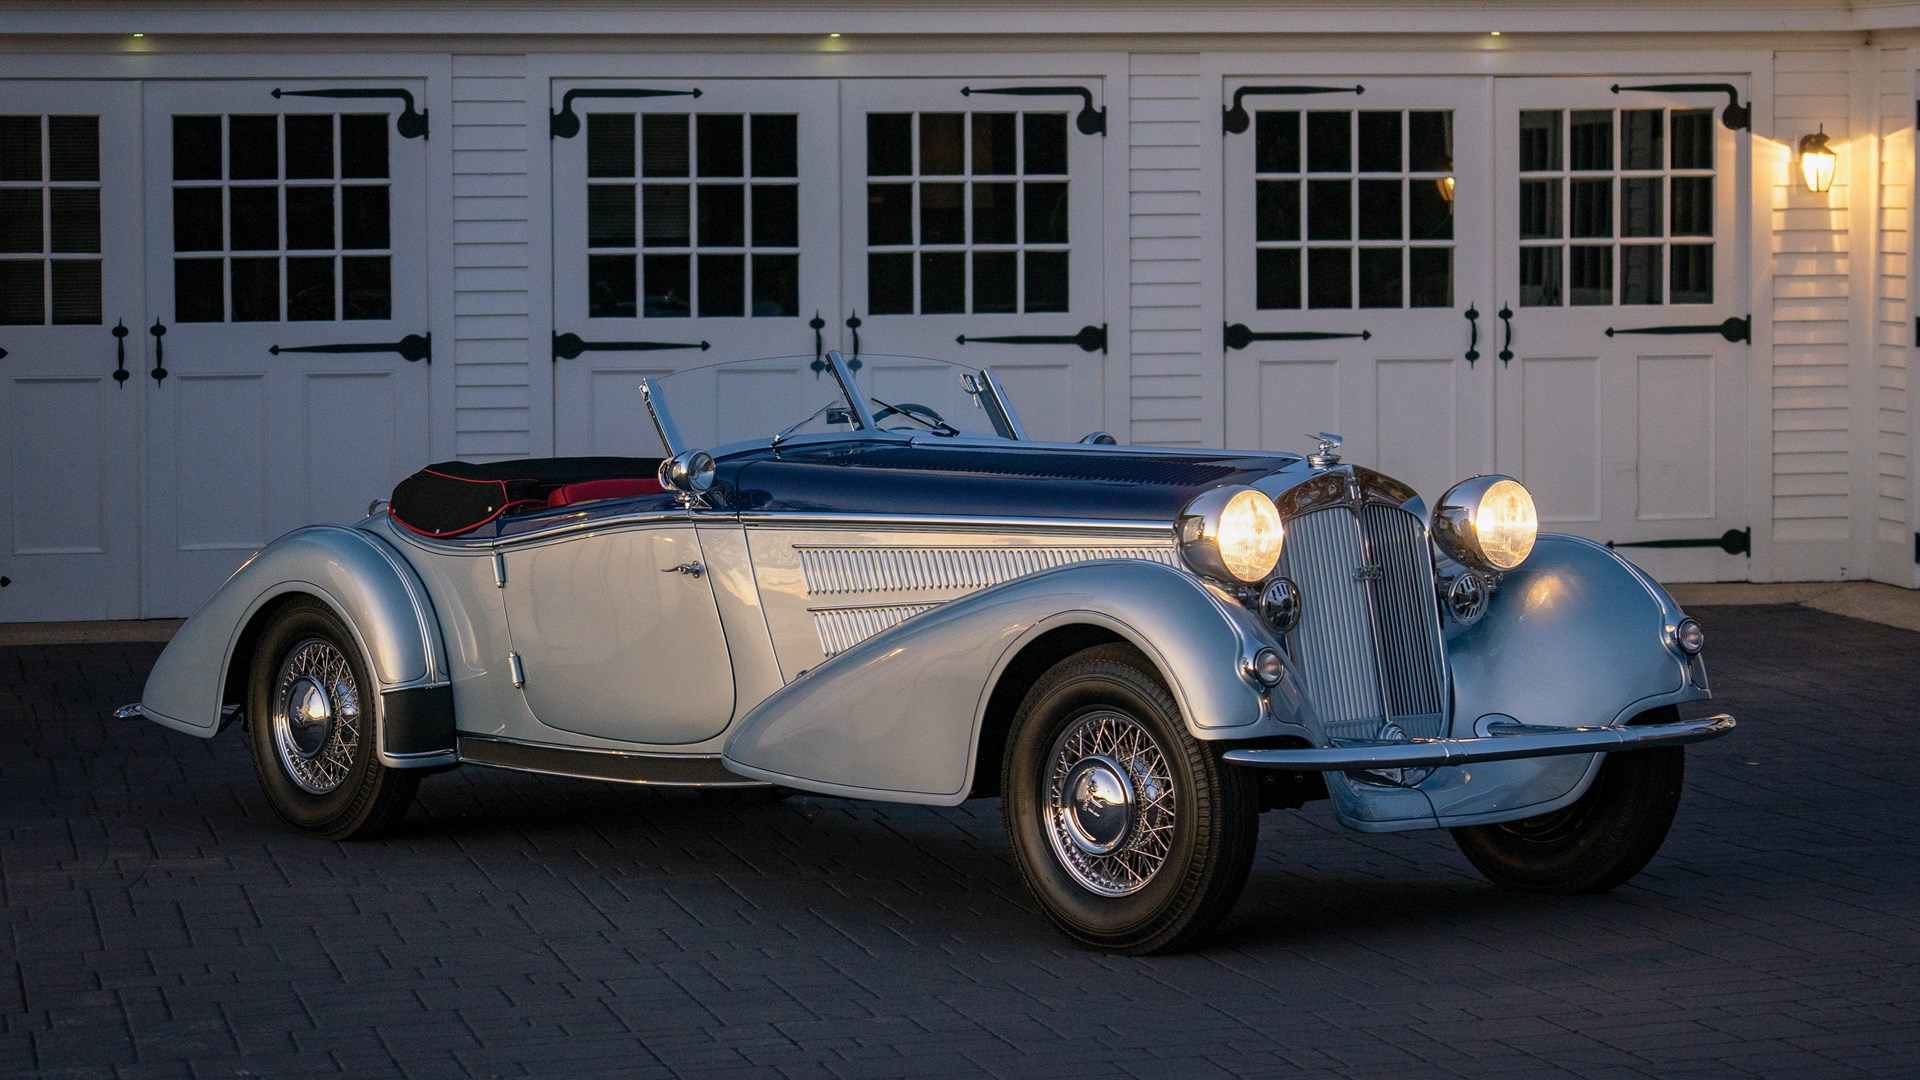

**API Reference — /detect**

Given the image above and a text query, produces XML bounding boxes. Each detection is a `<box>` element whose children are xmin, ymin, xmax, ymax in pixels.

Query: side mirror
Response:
<box><xmin>1079</xmin><ymin>431</ymin><xmax>1118</xmax><ymax>445</ymax></box>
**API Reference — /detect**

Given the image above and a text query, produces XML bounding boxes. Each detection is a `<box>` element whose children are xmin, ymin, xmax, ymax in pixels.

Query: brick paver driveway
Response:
<box><xmin>3</xmin><ymin>605</ymin><xmax>1917</xmax><ymax>1078</ymax></box>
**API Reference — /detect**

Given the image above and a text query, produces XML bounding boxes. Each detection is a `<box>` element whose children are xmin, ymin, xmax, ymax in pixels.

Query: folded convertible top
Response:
<box><xmin>388</xmin><ymin>457</ymin><xmax>663</xmax><ymax>537</ymax></box>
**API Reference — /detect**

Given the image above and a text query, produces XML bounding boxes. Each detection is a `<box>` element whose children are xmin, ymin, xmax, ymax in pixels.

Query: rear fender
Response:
<box><xmin>722</xmin><ymin>559</ymin><xmax>1309</xmax><ymax>805</ymax></box>
<box><xmin>136</xmin><ymin>524</ymin><xmax>455</xmax><ymax>768</ymax></box>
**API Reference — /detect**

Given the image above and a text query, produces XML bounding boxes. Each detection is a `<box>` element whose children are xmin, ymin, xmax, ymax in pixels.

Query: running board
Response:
<box><xmin>457</xmin><ymin>735</ymin><xmax>766</xmax><ymax>787</ymax></box>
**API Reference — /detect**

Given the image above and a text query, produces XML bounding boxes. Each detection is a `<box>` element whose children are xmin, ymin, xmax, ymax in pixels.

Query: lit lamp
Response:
<box><xmin>1798</xmin><ymin>127</ymin><xmax>1836</xmax><ymax>193</ymax></box>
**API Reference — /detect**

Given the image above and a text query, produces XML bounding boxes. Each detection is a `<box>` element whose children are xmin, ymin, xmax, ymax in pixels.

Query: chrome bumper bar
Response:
<box><xmin>1222</xmin><ymin>714</ymin><xmax>1735</xmax><ymax>772</ymax></box>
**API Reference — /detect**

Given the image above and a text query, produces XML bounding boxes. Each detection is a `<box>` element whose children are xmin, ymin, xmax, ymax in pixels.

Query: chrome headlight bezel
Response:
<box><xmin>1176</xmin><ymin>485</ymin><xmax>1284</xmax><ymax>584</ymax></box>
<box><xmin>1433</xmin><ymin>474</ymin><xmax>1538</xmax><ymax>573</ymax></box>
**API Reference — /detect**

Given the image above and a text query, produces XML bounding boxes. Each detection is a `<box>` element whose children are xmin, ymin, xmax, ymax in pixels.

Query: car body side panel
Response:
<box><xmin>722</xmin><ymin>559</ymin><xmax>1304</xmax><ymax>805</ymax></box>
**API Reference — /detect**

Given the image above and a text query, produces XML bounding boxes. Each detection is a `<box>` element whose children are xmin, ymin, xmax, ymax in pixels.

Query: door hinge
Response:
<box><xmin>509</xmin><ymin>651</ymin><xmax>526</xmax><ymax>689</ymax></box>
<box><xmin>492</xmin><ymin>551</ymin><xmax>507</xmax><ymax>588</ymax></box>
<box><xmin>1913</xmin><ymin>531</ymin><xmax>1919</xmax><ymax>565</ymax></box>
<box><xmin>1607</xmin><ymin>527</ymin><xmax>1751</xmax><ymax>557</ymax></box>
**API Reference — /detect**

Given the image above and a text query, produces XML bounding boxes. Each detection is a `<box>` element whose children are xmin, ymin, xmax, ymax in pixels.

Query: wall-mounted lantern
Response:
<box><xmin>1798</xmin><ymin>127</ymin><xmax>1836</xmax><ymax>193</ymax></box>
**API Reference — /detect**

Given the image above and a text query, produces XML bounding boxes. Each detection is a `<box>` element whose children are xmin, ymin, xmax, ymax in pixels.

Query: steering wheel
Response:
<box><xmin>870</xmin><ymin>401</ymin><xmax>950</xmax><ymax>431</ymax></box>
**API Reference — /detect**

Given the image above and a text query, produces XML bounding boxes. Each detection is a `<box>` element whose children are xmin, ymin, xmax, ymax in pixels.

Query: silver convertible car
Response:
<box><xmin>124</xmin><ymin>351</ymin><xmax>1734</xmax><ymax>954</ymax></box>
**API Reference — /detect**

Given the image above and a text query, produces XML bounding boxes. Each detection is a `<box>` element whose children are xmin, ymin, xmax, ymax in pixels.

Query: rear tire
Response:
<box><xmin>246</xmin><ymin>598</ymin><xmax>419</xmax><ymax>840</ymax></box>
<box><xmin>1002</xmin><ymin>644</ymin><xmax>1257</xmax><ymax>954</ymax></box>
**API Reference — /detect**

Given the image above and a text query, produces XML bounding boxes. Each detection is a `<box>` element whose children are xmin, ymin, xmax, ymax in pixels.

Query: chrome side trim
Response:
<box><xmin>457</xmin><ymin>735</ymin><xmax>764</xmax><ymax>787</ymax></box>
<box><xmin>1223</xmin><ymin>714</ymin><xmax>1735</xmax><ymax>771</ymax></box>
<box><xmin>741</xmin><ymin>512</ymin><xmax>1169</xmax><ymax>534</ymax></box>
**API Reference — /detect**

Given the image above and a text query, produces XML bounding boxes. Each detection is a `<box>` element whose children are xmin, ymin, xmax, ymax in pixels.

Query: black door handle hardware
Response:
<box><xmin>550</xmin><ymin>87</ymin><xmax>701</xmax><ymax>139</ymax></box>
<box><xmin>1608</xmin><ymin>528</ymin><xmax>1750</xmax><ymax>557</ymax></box>
<box><xmin>149</xmin><ymin>320</ymin><xmax>167</xmax><ymax>383</ymax></box>
<box><xmin>552</xmin><ymin>331</ymin><xmax>710</xmax><ymax>362</ymax></box>
<box><xmin>1605</xmin><ymin>316</ymin><xmax>1749</xmax><ymax>345</ymax></box>
<box><xmin>1611</xmin><ymin>82</ymin><xmax>1748</xmax><ymax>131</ymax></box>
<box><xmin>809</xmin><ymin>310</ymin><xmax>827</xmax><ymax>372</ymax></box>
<box><xmin>1223</xmin><ymin>323</ymin><xmax>1370</xmax><ymax>351</ymax></box>
<box><xmin>273</xmin><ymin>87</ymin><xmax>428</xmax><ymax>139</ymax></box>
<box><xmin>843</xmin><ymin>310</ymin><xmax>862</xmax><ymax>368</ymax></box>
<box><xmin>1223</xmin><ymin>85</ymin><xmax>1364</xmax><ymax>134</ymax></box>
<box><xmin>955</xmin><ymin>324</ymin><xmax>1107</xmax><ymax>354</ymax></box>
<box><xmin>271</xmin><ymin>333</ymin><xmax>432</xmax><ymax>363</ymax></box>
<box><xmin>0</xmin><ymin>346</ymin><xmax>7</xmax><ymax>360</ymax></box>
<box><xmin>1464</xmin><ymin>305</ymin><xmax>1480</xmax><ymax>366</ymax></box>
<box><xmin>1497</xmin><ymin>304</ymin><xmax>1513</xmax><ymax>366</ymax></box>
<box><xmin>962</xmin><ymin>85</ymin><xmax>1105</xmax><ymax>136</ymax></box>
<box><xmin>112</xmin><ymin>319</ymin><xmax>129</xmax><ymax>384</ymax></box>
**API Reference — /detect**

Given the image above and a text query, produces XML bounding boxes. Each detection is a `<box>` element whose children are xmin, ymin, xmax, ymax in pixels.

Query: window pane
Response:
<box><xmin>0</xmin><ymin>117</ymin><xmax>40</xmax><ymax>181</ymax></box>
<box><xmin>587</xmin><ymin>185</ymin><xmax>636</xmax><ymax>248</ymax></box>
<box><xmin>696</xmin><ymin>114</ymin><xmax>744</xmax><ymax>178</ymax></box>
<box><xmin>1621</xmin><ymin>110</ymin><xmax>1663</xmax><ymax>171</ymax></box>
<box><xmin>751</xmin><ymin>184</ymin><xmax>798</xmax><ymax>247</ymax></box>
<box><xmin>1307</xmin><ymin>247</ymin><xmax>1351</xmax><ymax>308</ymax></box>
<box><xmin>1024</xmin><ymin>250</ymin><xmax>1068</xmax><ymax>312</ymax></box>
<box><xmin>972</xmin><ymin>113</ymin><xmax>1017</xmax><ymax>175</ymax></box>
<box><xmin>285</xmin><ymin>114</ymin><xmax>334</xmax><ymax>180</ymax></box>
<box><xmin>1</xmin><ymin>260</ymin><xmax>44</xmax><ymax>324</ymax></box>
<box><xmin>1569</xmin><ymin>178</ymin><xmax>1612</xmax><ymax>239</ymax></box>
<box><xmin>1569</xmin><ymin>110</ymin><xmax>1612</xmax><ymax>171</ymax></box>
<box><xmin>49</xmin><ymin>259</ymin><xmax>101</xmax><ymax>324</ymax></box>
<box><xmin>588</xmin><ymin>254</ymin><xmax>635</xmax><ymax>318</ymax></box>
<box><xmin>1306</xmin><ymin>180</ymin><xmax>1350</xmax><ymax>241</ymax></box>
<box><xmin>50</xmin><ymin>189</ymin><xmax>101</xmax><ymax>254</ymax></box>
<box><xmin>867</xmin><ymin>183</ymin><xmax>912</xmax><ymax>246</ymax></box>
<box><xmin>1357</xmin><ymin>112</ymin><xmax>1401</xmax><ymax>173</ymax></box>
<box><xmin>173</xmin><ymin>188</ymin><xmax>223</xmax><ymax>253</ymax></box>
<box><xmin>750</xmin><ymin>114</ymin><xmax>798</xmax><ymax>178</ymax></box>
<box><xmin>1670</xmin><ymin>109</ymin><xmax>1713</xmax><ymax>170</ymax></box>
<box><xmin>1409</xmin><ymin>111</ymin><xmax>1453</xmax><ymax>173</ymax></box>
<box><xmin>1358</xmin><ymin>248</ymin><xmax>1402</xmax><ymax>308</ymax></box>
<box><xmin>1568</xmin><ymin>245</ymin><xmax>1612</xmax><ymax>305</ymax></box>
<box><xmin>341</xmin><ymin>185</ymin><xmax>389</xmax><ymax>249</ymax></box>
<box><xmin>0</xmin><ymin>190</ymin><xmax>43</xmax><ymax>253</ymax></box>
<box><xmin>920</xmin><ymin>182</ymin><xmax>964</xmax><ymax>244</ymax></box>
<box><xmin>1409</xmin><ymin>247</ymin><xmax>1452</xmax><ymax>308</ymax></box>
<box><xmin>1622</xmin><ymin>177</ymin><xmax>1662</xmax><ymax>238</ymax></box>
<box><xmin>1621</xmin><ymin>244</ymin><xmax>1661</xmax><ymax>305</ymax></box>
<box><xmin>1254</xmin><ymin>111</ymin><xmax>1300</xmax><ymax>173</ymax></box>
<box><xmin>697</xmin><ymin>183</ymin><xmax>744</xmax><ymax>247</ymax></box>
<box><xmin>48</xmin><ymin>116</ymin><xmax>99</xmax><ymax>182</ymax></box>
<box><xmin>751</xmin><ymin>252</ymin><xmax>798</xmax><ymax>317</ymax></box>
<box><xmin>174</xmin><ymin>257</ymin><xmax>224</xmax><ymax>321</ymax></box>
<box><xmin>1357</xmin><ymin>179</ymin><xmax>1401</xmax><ymax>241</ymax></box>
<box><xmin>228</xmin><ymin>187</ymin><xmax>279</xmax><ymax>251</ymax></box>
<box><xmin>642</xmin><ymin>185</ymin><xmax>690</xmax><ymax>247</ymax></box>
<box><xmin>698</xmin><ymin>253</ymin><xmax>744</xmax><ymax>316</ymax></box>
<box><xmin>1024</xmin><ymin>181</ymin><xmax>1068</xmax><ymax>244</ymax></box>
<box><xmin>287</xmin><ymin>256</ymin><xmax>335</xmax><ymax>321</ymax></box>
<box><xmin>1519</xmin><ymin>111</ymin><xmax>1561</xmax><ymax>172</ymax></box>
<box><xmin>340</xmin><ymin>115</ymin><xmax>389</xmax><ymax>179</ymax></box>
<box><xmin>643</xmin><ymin>254</ymin><xmax>690</xmax><ymax>316</ymax></box>
<box><xmin>867</xmin><ymin>114</ymin><xmax>912</xmax><ymax>176</ymax></box>
<box><xmin>587</xmin><ymin>114</ymin><xmax>636</xmax><ymax>179</ymax></box>
<box><xmin>1670</xmin><ymin>177</ymin><xmax>1712</xmax><ymax>236</ymax></box>
<box><xmin>1519</xmin><ymin>179</ymin><xmax>1561</xmax><ymax>240</ymax></box>
<box><xmin>1256</xmin><ymin>180</ymin><xmax>1300</xmax><ymax>242</ymax></box>
<box><xmin>1409</xmin><ymin>180</ymin><xmax>1452</xmax><ymax>241</ymax></box>
<box><xmin>230</xmin><ymin>256</ymin><xmax>280</xmax><ymax>320</ymax></box>
<box><xmin>1306</xmin><ymin>112</ymin><xmax>1350</xmax><ymax>172</ymax></box>
<box><xmin>1256</xmin><ymin>248</ymin><xmax>1301</xmax><ymax>309</ymax></box>
<box><xmin>919</xmin><ymin>113</ymin><xmax>964</xmax><ymax>175</ymax></box>
<box><xmin>342</xmin><ymin>255</ymin><xmax>391</xmax><ymax>320</ymax></box>
<box><xmin>172</xmin><ymin>116</ymin><xmax>222</xmax><ymax>181</ymax></box>
<box><xmin>973</xmin><ymin>249</ymin><xmax>1016</xmax><ymax>313</ymax></box>
<box><xmin>643</xmin><ymin>114</ymin><xmax>691</xmax><ymax>178</ymax></box>
<box><xmin>1670</xmin><ymin>244</ymin><xmax>1713</xmax><ymax>304</ymax></box>
<box><xmin>920</xmin><ymin>251</ymin><xmax>964</xmax><ymax>313</ymax></box>
<box><xmin>868</xmin><ymin>251</ymin><xmax>913</xmax><ymax>314</ymax></box>
<box><xmin>973</xmin><ymin>182</ymin><xmax>1017</xmax><ymax>244</ymax></box>
<box><xmin>228</xmin><ymin>115</ymin><xmax>278</xmax><ymax>181</ymax></box>
<box><xmin>1023</xmin><ymin>113</ymin><xmax>1068</xmax><ymax>175</ymax></box>
<box><xmin>1519</xmin><ymin>246</ymin><xmax>1561</xmax><ymax>307</ymax></box>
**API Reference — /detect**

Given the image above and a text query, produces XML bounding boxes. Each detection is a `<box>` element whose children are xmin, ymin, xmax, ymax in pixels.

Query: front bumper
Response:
<box><xmin>1222</xmin><ymin>714</ymin><xmax>1734</xmax><ymax>772</ymax></box>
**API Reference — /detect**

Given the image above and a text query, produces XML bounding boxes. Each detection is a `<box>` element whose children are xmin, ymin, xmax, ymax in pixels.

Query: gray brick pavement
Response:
<box><xmin>2</xmin><ymin>604</ymin><xmax>1917</xmax><ymax>1078</ymax></box>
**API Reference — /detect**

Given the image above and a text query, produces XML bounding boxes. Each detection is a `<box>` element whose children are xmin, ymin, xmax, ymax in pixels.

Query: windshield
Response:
<box><xmin>643</xmin><ymin>353</ymin><xmax>1020</xmax><ymax>455</ymax></box>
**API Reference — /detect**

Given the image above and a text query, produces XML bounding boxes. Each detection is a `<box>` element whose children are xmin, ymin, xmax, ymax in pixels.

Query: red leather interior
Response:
<box><xmin>545</xmin><ymin>477</ymin><xmax>666</xmax><ymax>508</ymax></box>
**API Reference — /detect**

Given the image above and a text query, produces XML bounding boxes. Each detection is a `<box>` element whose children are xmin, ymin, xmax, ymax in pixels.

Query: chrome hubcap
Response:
<box><xmin>1044</xmin><ymin>712</ymin><xmax>1176</xmax><ymax>897</ymax></box>
<box><xmin>271</xmin><ymin>637</ymin><xmax>361</xmax><ymax>795</ymax></box>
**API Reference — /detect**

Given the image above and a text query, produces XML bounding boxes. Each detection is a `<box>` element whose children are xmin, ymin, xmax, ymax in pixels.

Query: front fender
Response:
<box><xmin>135</xmin><ymin>524</ymin><xmax>453</xmax><ymax>767</ymax></box>
<box><xmin>722</xmin><ymin>559</ymin><xmax>1303</xmax><ymax>805</ymax></box>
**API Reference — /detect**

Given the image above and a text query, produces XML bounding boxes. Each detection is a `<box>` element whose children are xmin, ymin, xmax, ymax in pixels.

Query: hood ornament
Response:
<box><xmin>1307</xmin><ymin>432</ymin><xmax>1343</xmax><ymax>469</ymax></box>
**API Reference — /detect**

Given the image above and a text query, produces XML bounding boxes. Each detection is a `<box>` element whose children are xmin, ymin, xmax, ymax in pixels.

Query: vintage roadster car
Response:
<box><xmin>123</xmin><ymin>350</ymin><xmax>1733</xmax><ymax>954</ymax></box>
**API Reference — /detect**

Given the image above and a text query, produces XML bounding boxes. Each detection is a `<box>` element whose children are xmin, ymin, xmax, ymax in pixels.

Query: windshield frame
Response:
<box><xmin>641</xmin><ymin>348</ymin><xmax>873</xmax><ymax>458</ymax></box>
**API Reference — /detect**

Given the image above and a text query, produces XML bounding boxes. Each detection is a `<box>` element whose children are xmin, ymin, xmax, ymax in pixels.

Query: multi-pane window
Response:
<box><xmin>171</xmin><ymin>112</ymin><xmax>393</xmax><ymax>323</ymax></box>
<box><xmin>1517</xmin><ymin>108</ymin><xmax>1715</xmax><ymax>307</ymax></box>
<box><xmin>586</xmin><ymin>112</ymin><xmax>799</xmax><ymax>319</ymax></box>
<box><xmin>1253</xmin><ymin>109</ymin><xmax>1456</xmax><ymax>310</ymax></box>
<box><xmin>865</xmin><ymin>110</ymin><xmax>1070</xmax><ymax>316</ymax></box>
<box><xmin>0</xmin><ymin>115</ymin><xmax>101</xmax><ymax>325</ymax></box>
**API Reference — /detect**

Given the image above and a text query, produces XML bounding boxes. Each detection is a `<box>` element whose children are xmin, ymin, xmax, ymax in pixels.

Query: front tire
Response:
<box><xmin>1002</xmin><ymin>644</ymin><xmax>1257</xmax><ymax>955</ymax></box>
<box><xmin>246</xmin><ymin>597</ymin><xmax>419</xmax><ymax>840</ymax></box>
<box><xmin>1450</xmin><ymin>737</ymin><xmax>1685</xmax><ymax>894</ymax></box>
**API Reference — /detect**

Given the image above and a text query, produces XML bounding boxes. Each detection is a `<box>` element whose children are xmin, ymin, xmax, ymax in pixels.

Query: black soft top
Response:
<box><xmin>388</xmin><ymin>457</ymin><xmax>660</xmax><ymax>537</ymax></box>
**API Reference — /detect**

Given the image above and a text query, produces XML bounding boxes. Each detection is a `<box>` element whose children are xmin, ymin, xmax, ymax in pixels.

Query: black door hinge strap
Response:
<box><xmin>274</xmin><ymin>88</ymin><xmax>427</xmax><ymax>139</ymax></box>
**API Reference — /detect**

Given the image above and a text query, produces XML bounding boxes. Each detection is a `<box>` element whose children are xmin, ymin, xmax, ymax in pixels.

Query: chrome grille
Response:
<box><xmin>1277</xmin><ymin>502</ymin><xmax>1447</xmax><ymax>740</ymax></box>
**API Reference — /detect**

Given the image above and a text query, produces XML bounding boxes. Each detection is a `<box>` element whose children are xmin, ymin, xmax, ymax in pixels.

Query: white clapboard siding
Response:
<box><xmin>452</xmin><ymin>55</ymin><xmax>534</xmax><ymax>461</ymax></box>
<box><xmin>1874</xmin><ymin>49</ymin><xmax>1913</xmax><ymax>584</ymax></box>
<box><xmin>1126</xmin><ymin>54</ymin><xmax>1210</xmax><ymax>447</ymax></box>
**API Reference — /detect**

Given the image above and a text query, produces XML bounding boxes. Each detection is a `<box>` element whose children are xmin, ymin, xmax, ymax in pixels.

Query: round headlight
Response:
<box><xmin>1434</xmin><ymin>475</ymin><xmax>1538</xmax><ymax>572</ymax></box>
<box><xmin>1177</xmin><ymin>486</ymin><xmax>1283</xmax><ymax>583</ymax></box>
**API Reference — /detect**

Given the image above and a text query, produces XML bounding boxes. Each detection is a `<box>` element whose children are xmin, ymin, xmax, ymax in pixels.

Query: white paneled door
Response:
<box><xmin>1221</xmin><ymin>78</ymin><xmax>1494</xmax><ymax>504</ymax></box>
<box><xmin>142</xmin><ymin>81</ymin><xmax>431</xmax><ymax>616</ymax></box>
<box><xmin>0</xmin><ymin>83</ymin><xmax>142</xmax><ymax>621</ymax></box>
<box><xmin>1492</xmin><ymin>79</ymin><xmax>1748</xmax><ymax>581</ymax></box>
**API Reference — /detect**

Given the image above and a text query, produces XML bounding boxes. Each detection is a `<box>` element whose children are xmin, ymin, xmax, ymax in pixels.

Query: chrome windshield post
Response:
<box><xmin>826</xmin><ymin>349</ymin><xmax>878</xmax><ymax>431</ymax></box>
<box><xmin>979</xmin><ymin>369</ymin><xmax>1028</xmax><ymax>441</ymax></box>
<box><xmin>639</xmin><ymin>377</ymin><xmax>687</xmax><ymax>456</ymax></box>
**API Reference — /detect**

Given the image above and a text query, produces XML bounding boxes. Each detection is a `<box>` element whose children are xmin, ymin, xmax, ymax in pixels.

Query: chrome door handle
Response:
<box><xmin>661</xmin><ymin>562</ymin><xmax>705</xmax><ymax>578</ymax></box>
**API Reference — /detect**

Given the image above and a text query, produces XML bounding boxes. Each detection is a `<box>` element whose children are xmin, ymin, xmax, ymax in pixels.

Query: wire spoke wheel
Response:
<box><xmin>270</xmin><ymin>637</ymin><xmax>363</xmax><ymax>794</ymax></box>
<box><xmin>1044</xmin><ymin>711</ymin><xmax>1177</xmax><ymax>896</ymax></box>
